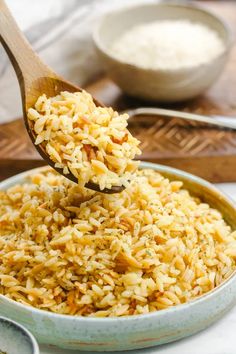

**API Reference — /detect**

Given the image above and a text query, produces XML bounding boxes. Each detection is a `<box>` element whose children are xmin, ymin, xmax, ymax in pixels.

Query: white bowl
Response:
<box><xmin>93</xmin><ymin>3</ymin><xmax>232</xmax><ymax>102</ymax></box>
<box><xmin>0</xmin><ymin>164</ymin><xmax>236</xmax><ymax>351</ymax></box>
<box><xmin>0</xmin><ymin>316</ymin><xmax>39</xmax><ymax>354</ymax></box>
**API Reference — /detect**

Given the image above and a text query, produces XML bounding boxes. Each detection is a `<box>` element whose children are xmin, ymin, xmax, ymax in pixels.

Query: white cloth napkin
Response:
<box><xmin>0</xmin><ymin>0</ymin><xmax>158</xmax><ymax>124</ymax></box>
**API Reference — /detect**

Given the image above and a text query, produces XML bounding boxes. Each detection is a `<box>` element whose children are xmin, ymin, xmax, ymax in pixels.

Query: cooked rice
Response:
<box><xmin>27</xmin><ymin>91</ymin><xmax>141</xmax><ymax>190</ymax></box>
<box><xmin>0</xmin><ymin>167</ymin><xmax>235</xmax><ymax>317</ymax></box>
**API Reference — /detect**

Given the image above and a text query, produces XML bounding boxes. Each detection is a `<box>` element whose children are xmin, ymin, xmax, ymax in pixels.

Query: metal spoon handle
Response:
<box><xmin>125</xmin><ymin>107</ymin><xmax>236</xmax><ymax>130</ymax></box>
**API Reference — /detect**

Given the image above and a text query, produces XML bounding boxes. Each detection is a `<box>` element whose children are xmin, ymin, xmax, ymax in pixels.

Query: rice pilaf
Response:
<box><xmin>0</xmin><ymin>168</ymin><xmax>235</xmax><ymax>317</ymax></box>
<box><xmin>27</xmin><ymin>91</ymin><xmax>141</xmax><ymax>190</ymax></box>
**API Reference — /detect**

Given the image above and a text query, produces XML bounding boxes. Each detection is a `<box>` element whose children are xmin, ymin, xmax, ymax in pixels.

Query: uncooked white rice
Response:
<box><xmin>110</xmin><ymin>20</ymin><xmax>224</xmax><ymax>70</ymax></box>
<box><xmin>27</xmin><ymin>90</ymin><xmax>141</xmax><ymax>190</ymax></box>
<box><xmin>0</xmin><ymin>167</ymin><xmax>235</xmax><ymax>317</ymax></box>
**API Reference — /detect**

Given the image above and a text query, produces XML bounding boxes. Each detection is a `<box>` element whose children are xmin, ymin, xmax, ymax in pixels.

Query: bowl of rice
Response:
<box><xmin>93</xmin><ymin>3</ymin><xmax>232</xmax><ymax>102</ymax></box>
<box><xmin>0</xmin><ymin>162</ymin><xmax>236</xmax><ymax>351</ymax></box>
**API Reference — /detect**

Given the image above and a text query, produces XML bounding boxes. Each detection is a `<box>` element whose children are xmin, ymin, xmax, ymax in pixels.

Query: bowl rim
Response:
<box><xmin>93</xmin><ymin>2</ymin><xmax>234</xmax><ymax>74</ymax></box>
<box><xmin>0</xmin><ymin>162</ymin><xmax>236</xmax><ymax>323</ymax></box>
<box><xmin>0</xmin><ymin>316</ymin><xmax>39</xmax><ymax>354</ymax></box>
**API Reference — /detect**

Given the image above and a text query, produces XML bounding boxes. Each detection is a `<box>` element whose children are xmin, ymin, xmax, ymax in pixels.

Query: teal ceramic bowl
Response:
<box><xmin>0</xmin><ymin>163</ymin><xmax>236</xmax><ymax>351</ymax></box>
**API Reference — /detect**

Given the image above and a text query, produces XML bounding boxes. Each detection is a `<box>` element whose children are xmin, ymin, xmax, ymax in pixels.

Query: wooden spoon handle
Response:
<box><xmin>0</xmin><ymin>0</ymin><xmax>53</xmax><ymax>86</ymax></box>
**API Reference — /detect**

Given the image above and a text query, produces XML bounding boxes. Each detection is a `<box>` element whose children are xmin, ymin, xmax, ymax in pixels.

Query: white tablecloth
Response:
<box><xmin>0</xmin><ymin>0</ymin><xmax>157</xmax><ymax>124</ymax></box>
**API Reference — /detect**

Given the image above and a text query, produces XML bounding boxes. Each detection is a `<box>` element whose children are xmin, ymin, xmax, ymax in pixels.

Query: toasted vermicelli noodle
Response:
<box><xmin>27</xmin><ymin>91</ymin><xmax>141</xmax><ymax>190</ymax></box>
<box><xmin>0</xmin><ymin>168</ymin><xmax>235</xmax><ymax>317</ymax></box>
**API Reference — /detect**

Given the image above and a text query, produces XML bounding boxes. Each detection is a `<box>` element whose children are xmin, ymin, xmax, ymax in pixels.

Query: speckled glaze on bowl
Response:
<box><xmin>0</xmin><ymin>316</ymin><xmax>39</xmax><ymax>354</ymax></box>
<box><xmin>0</xmin><ymin>163</ymin><xmax>236</xmax><ymax>351</ymax></box>
<box><xmin>93</xmin><ymin>3</ymin><xmax>232</xmax><ymax>102</ymax></box>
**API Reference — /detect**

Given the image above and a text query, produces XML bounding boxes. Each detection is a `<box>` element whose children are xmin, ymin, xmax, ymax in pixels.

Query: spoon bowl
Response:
<box><xmin>0</xmin><ymin>0</ymin><xmax>125</xmax><ymax>194</ymax></box>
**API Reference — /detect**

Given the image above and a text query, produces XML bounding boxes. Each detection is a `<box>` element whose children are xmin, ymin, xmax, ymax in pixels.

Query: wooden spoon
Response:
<box><xmin>0</xmin><ymin>0</ymin><xmax>125</xmax><ymax>194</ymax></box>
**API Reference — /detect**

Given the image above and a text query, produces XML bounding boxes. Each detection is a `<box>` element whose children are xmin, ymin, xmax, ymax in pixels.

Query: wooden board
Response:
<box><xmin>1</xmin><ymin>1</ymin><xmax>236</xmax><ymax>183</ymax></box>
